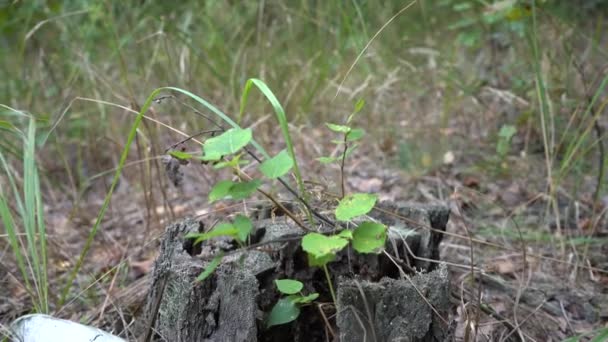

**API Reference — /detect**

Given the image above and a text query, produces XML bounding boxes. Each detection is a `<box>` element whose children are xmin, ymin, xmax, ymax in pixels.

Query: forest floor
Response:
<box><xmin>3</xmin><ymin>119</ymin><xmax>607</xmax><ymax>341</ymax></box>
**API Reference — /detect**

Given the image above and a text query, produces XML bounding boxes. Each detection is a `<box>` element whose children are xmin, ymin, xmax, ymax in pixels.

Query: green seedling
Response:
<box><xmin>317</xmin><ymin>99</ymin><xmax>366</xmax><ymax>199</ymax></box>
<box><xmin>496</xmin><ymin>124</ymin><xmax>517</xmax><ymax>158</ymax></box>
<box><xmin>267</xmin><ymin>279</ymin><xmax>319</xmax><ymax>328</ymax></box>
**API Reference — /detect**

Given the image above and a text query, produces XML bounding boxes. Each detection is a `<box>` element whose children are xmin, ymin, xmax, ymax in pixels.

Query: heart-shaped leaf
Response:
<box><xmin>335</xmin><ymin>193</ymin><xmax>377</xmax><ymax>221</ymax></box>
<box><xmin>267</xmin><ymin>298</ymin><xmax>300</xmax><ymax>328</ymax></box>
<box><xmin>259</xmin><ymin>149</ymin><xmax>294</xmax><ymax>179</ymax></box>
<box><xmin>275</xmin><ymin>279</ymin><xmax>303</xmax><ymax>295</ymax></box>
<box><xmin>233</xmin><ymin>215</ymin><xmax>252</xmax><ymax>242</ymax></box>
<box><xmin>301</xmin><ymin>233</ymin><xmax>349</xmax><ymax>267</ymax></box>
<box><xmin>209</xmin><ymin>180</ymin><xmax>235</xmax><ymax>203</ymax></box>
<box><xmin>228</xmin><ymin>179</ymin><xmax>261</xmax><ymax>200</ymax></box>
<box><xmin>352</xmin><ymin>221</ymin><xmax>387</xmax><ymax>254</ymax></box>
<box><xmin>202</xmin><ymin>128</ymin><xmax>252</xmax><ymax>161</ymax></box>
<box><xmin>346</xmin><ymin>128</ymin><xmax>365</xmax><ymax>141</ymax></box>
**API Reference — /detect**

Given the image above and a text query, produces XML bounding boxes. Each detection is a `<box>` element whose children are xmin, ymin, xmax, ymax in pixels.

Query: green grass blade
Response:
<box><xmin>23</xmin><ymin>118</ymin><xmax>44</xmax><ymax>312</ymax></box>
<box><xmin>239</xmin><ymin>78</ymin><xmax>305</xmax><ymax>196</ymax></box>
<box><xmin>559</xmin><ymin>74</ymin><xmax>608</xmax><ymax>175</ymax></box>
<box><xmin>34</xmin><ymin>168</ymin><xmax>49</xmax><ymax>312</ymax></box>
<box><xmin>0</xmin><ymin>186</ymin><xmax>33</xmax><ymax>298</ymax></box>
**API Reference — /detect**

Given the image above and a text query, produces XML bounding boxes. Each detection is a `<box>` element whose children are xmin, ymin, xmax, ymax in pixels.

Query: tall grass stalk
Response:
<box><xmin>0</xmin><ymin>109</ymin><xmax>49</xmax><ymax>313</ymax></box>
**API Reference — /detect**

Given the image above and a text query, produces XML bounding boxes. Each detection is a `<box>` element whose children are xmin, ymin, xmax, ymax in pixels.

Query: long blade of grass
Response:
<box><xmin>0</xmin><ymin>184</ymin><xmax>33</xmax><ymax>297</ymax></box>
<box><xmin>34</xmin><ymin>167</ymin><xmax>49</xmax><ymax>312</ymax></box>
<box><xmin>239</xmin><ymin>78</ymin><xmax>305</xmax><ymax>196</ymax></box>
<box><xmin>23</xmin><ymin>118</ymin><xmax>45</xmax><ymax>312</ymax></box>
<box><xmin>559</xmin><ymin>74</ymin><xmax>608</xmax><ymax>175</ymax></box>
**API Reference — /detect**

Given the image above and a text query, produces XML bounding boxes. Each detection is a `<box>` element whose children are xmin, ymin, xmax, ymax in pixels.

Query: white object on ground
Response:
<box><xmin>9</xmin><ymin>314</ymin><xmax>126</xmax><ymax>342</ymax></box>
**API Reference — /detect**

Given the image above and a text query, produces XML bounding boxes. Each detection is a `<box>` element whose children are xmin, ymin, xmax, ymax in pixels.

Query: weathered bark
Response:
<box><xmin>139</xmin><ymin>202</ymin><xmax>452</xmax><ymax>342</ymax></box>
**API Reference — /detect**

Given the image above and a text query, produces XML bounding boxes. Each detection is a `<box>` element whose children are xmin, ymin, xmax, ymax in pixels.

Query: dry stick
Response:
<box><xmin>572</xmin><ymin>62</ymin><xmax>608</xmax><ymax>207</ymax></box>
<box><xmin>458</xmin><ymin>187</ymin><xmax>529</xmax><ymax>342</ymax></box>
<box><xmin>337</xmin><ymin>305</ymin><xmax>369</xmax><ymax>342</ymax></box>
<box><xmin>141</xmin><ymin>275</ymin><xmax>168</xmax><ymax>342</ymax></box>
<box><xmin>450</xmin><ymin>199</ymin><xmax>483</xmax><ymax>342</ymax></box>
<box><xmin>163</xmin><ymin>129</ymin><xmax>224</xmax><ymax>154</ymax></box>
<box><xmin>353</xmin><ymin>280</ymin><xmax>378</xmax><ymax>342</ymax></box>
<box><xmin>371</xmin><ymin>206</ymin><xmax>608</xmax><ymax>275</ymax></box>
<box><xmin>316</xmin><ymin>303</ymin><xmax>337</xmax><ymax>340</ymax></box>
<box><xmin>450</xmin><ymin>290</ymin><xmax>528</xmax><ymax>342</ymax></box>
<box><xmin>500</xmin><ymin>298</ymin><xmax>548</xmax><ymax>342</ymax></box>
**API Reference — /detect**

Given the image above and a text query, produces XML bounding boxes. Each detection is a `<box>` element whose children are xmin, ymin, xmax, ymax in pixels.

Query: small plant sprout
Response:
<box><xmin>267</xmin><ymin>279</ymin><xmax>319</xmax><ymax>328</ymax></box>
<box><xmin>317</xmin><ymin>99</ymin><xmax>366</xmax><ymax>198</ymax></box>
<box><xmin>496</xmin><ymin>124</ymin><xmax>517</xmax><ymax>159</ymax></box>
<box><xmin>301</xmin><ymin>192</ymin><xmax>386</xmax><ymax>305</ymax></box>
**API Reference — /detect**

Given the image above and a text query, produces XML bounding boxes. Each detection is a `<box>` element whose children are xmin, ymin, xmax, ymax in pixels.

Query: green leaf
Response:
<box><xmin>259</xmin><ymin>149</ymin><xmax>294</xmax><ymax>179</ymax></box>
<box><xmin>291</xmin><ymin>292</ymin><xmax>319</xmax><ymax>304</ymax></box>
<box><xmin>0</xmin><ymin>120</ymin><xmax>16</xmax><ymax>131</ymax></box>
<box><xmin>169</xmin><ymin>150</ymin><xmax>193</xmax><ymax>160</ymax></box>
<box><xmin>228</xmin><ymin>179</ymin><xmax>261</xmax><ymax>200</ymax></box>
<box><xmin>240</xmin><ymin>79</ymin><xmax>306</xmax><ymax>198</ymax></box>
<box><xmin>590</xmin><ymin>327</ymin><xmax>608</xmax><ymax>342</ymax></box>
<box><xmin>497</xmin><ymin>125</ymin><xmax>517</xmax><ymax>157</ymax></box>
<box><xmin>302</xmin><ymin>233</ymin><xmax>349</xmax><ymax>257</ymax></box>
<box><xmin>187</xmin><ymin>223</ymin><xmax>238</xmax><ymax>244</ymax></box>
<box><xmin>233</xmin><ymin>215</ymin><xmax>252</xmax><ymax>242</ymax></box>
<box><xmin>354</xmin><ymin>98</ymin><xmax>365</xmax><ymax>113</ymax></box>
<box><xmin>209</xmin><ymin>179</ymin><xmax>261</xmax><ymax>202</ymax></box>
<box><xmin>325</xmin><ymin>123</ymin><xmax>351</xmax><ymax>133</ymax></box>
<box><xmin>335</xmin><ymin>193</ymin><xmax>377</xmax><ymax>221</ymax></box>
<box><xmin>209</xmin><ymin>180</ymin><xmax>235</xmax><ymax>203</ymax></box>
<box><xmin>352</xmin><ymin>222</ymin><xmax>387</xmax><ymax>254</ymax></box>
<box><xmin>346</xmin><ymin>128</ymin><xmax>365</xmax><ymax>141</ymax></box>
<box><xmin>337</xmin><ymin>229</ymin><xmax>353</xmax><ymax>239</ymax></box>
<box><xmin>196</xmin><ymin>252</ymin><xmax>223</xmax><ymax>281</ymax></box>
<box><xmin>316</xmin><ymin>156</ymin><xmax>336</xmax><ymax>164</ymax></box>
<box><xmin>498</xmin><ymin>124</ymin><xmax>517</xmax><ymax>138</ymax></box>
<box><xmin>301</xmin><ymin>233</ymin><xmax>349</xmax><ymax>267</ymax></box>
<box><xmin>307</xmin><ymin>253</ymin><xmax>336</xmax><ymax>267</ymax></box>
<box><xmin>202</xmin><ymin>128</ymin><xmax>252</xmax><ymax>161</ymax></box>
<box><xmin>267</xmin><ymin>298</ymin><xmax>300</xmax><ymax>328</ymax></box>
<box><xmin>213</xmin><ymin>153</ymin><xmax>248</xmax><ymax>169</ymax></box>
<box><xmin>275</xmin><ymin>279</ymin><xmax>303</xmax><ymax>295</ymax></box>
<box><xmin>347</xmin><ymin>99</ymin><xmax>365</xmax><ymax>123</ymax></box>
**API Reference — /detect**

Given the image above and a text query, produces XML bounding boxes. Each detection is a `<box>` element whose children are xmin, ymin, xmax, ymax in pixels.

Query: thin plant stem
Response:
<box><xmin>340</xmin><ymin>134</ymin><xmax>348</xmax><ymax>199</ymax></box>
<box><xmin>323</xmin><ymin>264</ymin><xmax>337</xmax><ymax>305</ymax></box>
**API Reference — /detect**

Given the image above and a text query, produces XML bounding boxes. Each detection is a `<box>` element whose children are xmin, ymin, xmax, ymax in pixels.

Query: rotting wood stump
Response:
<box><xmin>139</xmin><ymin>202</ymin><xmax>452</xmax><ymax>342</ymax></box>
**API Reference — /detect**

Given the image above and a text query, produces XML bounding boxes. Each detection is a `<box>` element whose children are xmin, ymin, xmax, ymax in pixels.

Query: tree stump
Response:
<box><xmin>139</xmin><ymin>202</ymin><xmax>452</xmax><ymax>341</ymax></box>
